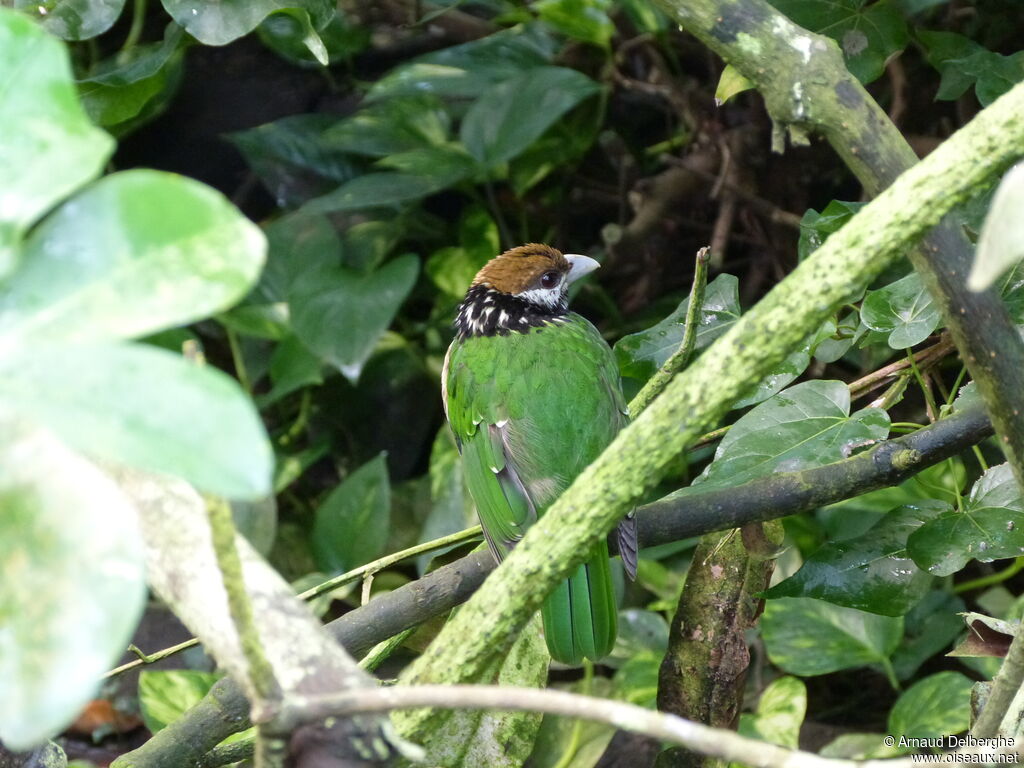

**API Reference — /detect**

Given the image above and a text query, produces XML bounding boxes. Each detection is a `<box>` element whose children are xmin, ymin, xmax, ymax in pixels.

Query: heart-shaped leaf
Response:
<box><xmin>160</xmin><ymin>0</ymin><xmax>333</xmax><ymax>46</ymax></box>
<box><xmin>289</xmin><ymin>253</ymin><xmax>419</xmax><ymax>381</ymax></box>
<box><xmin>888</xmin><ymin>672</ymin><xmax>973</xmax><ymax>738</ymax></box>
<box><xmin>311</xmin><ymin>453</ymin><xmax>390</xmax><ymax>573</ymax></box>
<box><xmin>907</xmin><ymin>463</ymin><xmax>1024</xmax><ymax>576</ymax></box>
<box><xmin>862</xmin><ymin>272</ymin><xmax>941</xmax><ymax>349</ymax></box>
<box><xmin>13</xmin><ymin>0</ymin><xmax>126</xmax><ymax>40</ymax></box>
<box><xmin>761</xmin><ymin>597</ymin><xmax>903</xmax><ymax>677</ymax></box>
<box><xmin>765</xmin><ymin>501</ymin><xmax>948</xmax><ymax>616</ymax></box>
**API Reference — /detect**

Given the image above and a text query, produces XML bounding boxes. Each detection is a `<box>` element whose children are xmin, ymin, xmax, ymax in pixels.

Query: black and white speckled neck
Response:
<box><xmin>455</xmin><ymin>284</ymin><xmax>568</xmax><ymax>338</ymax></box>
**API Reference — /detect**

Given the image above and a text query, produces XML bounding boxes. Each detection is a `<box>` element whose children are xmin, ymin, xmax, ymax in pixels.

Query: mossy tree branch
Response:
<box><xmin>394</xmin><ymin>83</ymin><xmax>1024</xmax><ymax>740</ymax></box>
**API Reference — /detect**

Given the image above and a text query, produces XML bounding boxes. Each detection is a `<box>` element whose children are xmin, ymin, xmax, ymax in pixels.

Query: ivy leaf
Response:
<box><xmin>861</xmin><ymin>272</ymin><xmax>941</xmax><ymax>349</ymax></box>
<box><xmin>768</xmin><ymin>0</ymin><xmax>909</xmax><ymax>83</ymax></box>
<box><xmin>289</xmin><ymin>253</ymin><xmax>419</xmax><ymax>381</ymax></box>
<box><xmin>968</xmin><ymin>162</ymin><xmax>1024</xmax><ymax>291</ymax></box>
<box><xmin>160</xmin><ymin>0</ymin><xmax>333</xmax><ymax>46</ymax></box>
<box><xmin>761</xmin><ymin>597</ymin><xmax>903</xmax><ymax>676</ymax></box>
<box><xmin>138</xmin><ymin>670</ymin><xmax>221</xmax><ymax>734</ymax></box>
<box><xmin>0</xmin><ymin>9</ymin><xmax>114</xmax><ymax>273</ymax></box>
<box><xmin>907</xmin><ymin>463</ymin><xmax>1024</xmax><ymax>576</ymax></box>
<box><xmin>460</xmin><ymin>66</ymin><xmax>601</xmax><ymax>169</ymax></box>
<box><xmin>765</xmin><ymin>501</ymin><xmax>948</xmax><ymax>616</ymax></box>
<box><xmin>0</xmin><ymin>422</ymin><xmax>146</xmax><ymax>750</ymax></box>
<box><xmin>799</xmin><ymin>200</ymin><xmax>865</xmax><ymax>261</ymax></box>
<box><xmin>690</xmin><ymin>380</ymin><xmax>890</xmax><ymax>491</ymax></box>
<box><xmin>920</xmin><ymin>31</ymin><xmax>1024</xmax><ymax>107</ymax></box>
<box><xmin>13</xmin><ymin>0</ymin><xmax>125</xmax><ymax>40</ymax></box>
<box><xmin>614</xmin><ymin>274</ymin><xmax>741</xmax><ymax>382</ymax></box>
<box><xmin>311</xmin><ymin>454</ymin><xmax>391</xmax><ymax>574</ymax></box>
<box><xmin>888</xmin><ymin>672</ymin><xmax>973</xmax><ymax>738</ymax></box>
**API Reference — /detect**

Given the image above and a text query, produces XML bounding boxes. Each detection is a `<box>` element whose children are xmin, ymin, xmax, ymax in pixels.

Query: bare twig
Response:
<box><xmin>629</xmin><ymin>247</ymin><xmax>711</xmax><ymax>415</ymax></box>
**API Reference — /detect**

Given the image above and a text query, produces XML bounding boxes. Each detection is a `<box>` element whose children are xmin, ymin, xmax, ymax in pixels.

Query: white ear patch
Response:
<box><xmin>515</xmin><ymin>285</ymin><xmax>564</xmax><ymax>311</ymax></box>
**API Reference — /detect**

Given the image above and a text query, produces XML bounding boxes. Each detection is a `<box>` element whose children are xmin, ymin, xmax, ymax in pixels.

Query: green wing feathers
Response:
<box><xmin>444</xmin><ymin>314</ymin><xmax>627</xmax><ymax>664</ymax></box>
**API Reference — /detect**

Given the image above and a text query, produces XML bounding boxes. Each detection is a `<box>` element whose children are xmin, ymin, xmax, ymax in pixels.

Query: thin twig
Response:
<box><xmin>629</xmin><ymin>247</ymin><xmax>710</xmax><ymax>416</ymax></box>
<box><xmin>272</xmin><ymin>684</ymin><xmax>1017</xmax><ymax>768</ymax></box>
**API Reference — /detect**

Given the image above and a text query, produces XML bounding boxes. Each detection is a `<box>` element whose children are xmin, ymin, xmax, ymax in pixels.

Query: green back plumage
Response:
<box><xmin>445</xmin><ymin>313</ymin><xmax>627</xmax><ymax>664</ymax></box>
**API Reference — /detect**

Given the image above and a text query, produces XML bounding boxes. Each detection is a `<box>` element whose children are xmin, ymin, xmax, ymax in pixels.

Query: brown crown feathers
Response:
<box><xmin>471</xmin><ymin>243</ymin><xmax>569</xmax><ymax>295</ymax></box>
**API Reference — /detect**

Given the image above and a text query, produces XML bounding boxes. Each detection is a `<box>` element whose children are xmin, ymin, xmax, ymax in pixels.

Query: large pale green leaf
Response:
<box><xmin>861</xmin><ymin>272</ymin><xmax>941</xmax><ymax>349</ymax></box>
<box><xmin>765</xmin><ymin>501</ymin><xmax>947</xmax><ymax>616</ymax></box>
<box><xmin>968</xmin><ymin>162</ymin><xmax>1024</xmax><ymax>291</ymax></box>
<box><xmin>289</xmin><ymin>253</ymin><xmax>419</xmax><ymax>381</ymax></box>
<box><xmin>0</xmin><ymin>422</ymin><xmax>146</xmax><ymax>750</ymax></box>
<box><xmin>0</xmin><ymin>343</ymin><xmax>273</xmax><ymax>499</ymax></box>
<box><xmin>138</xmin><ymin>670</ymin><xmax>221</xmax><ymax>734</ymax></box>
<box><xmin>0</xmin><ymin>170</ymin><xmax>266</xmax><ymax>346</ymax></box>
<box><xmin>888</xmin><ymin>672</ymin><xmax>973</xmax><ymax>737</ymax></box>
<box><xmin>614</xmin><ymin>274</ymin><xmax>741</xmax><ymax>382</ymax></box>
<box><xmin>691</xmin><ymin>380</ymin><xmax>890</xmax><ymax>491</ymax></box>
<box><xmin>761</xmin><ymin>597</ymin><xmax>903</xmax><ymax>676</ymax></box>
<box><xmin>311</xmin><ymin>453</ymin><xmax>390</xmax><ymax>573</ymax></box>
<box><xmin>460</xmin><ymin>66</ymin><xmax>600</xmax><ymax>168</ymax></box>
<box><xmin>907</xmin><ymin>463</ymin><xmax>1024</xmax><ymax>576</ymax></box>
<box><xmin>160</xmin><ymin>0</ymin><xmax>332</xmax><ymax>46</ymax></box>
<box><xmin>768</xmin><ymin>0</ymin><xmax>909</xmax><ymax>83</ymax></box>
<box><xmin>0</xmin><ymin>9</ymin><xmax>114</xmax><ymax>272</ymax></box>
<box><xmin>13</xmin><ymin>0</ymin><xmax>125</xmax><ymax>40</ymax></box>
<box><xmin>367</xmin><ymin>25</ymin><xmax>557</xmax><ymax>102</ymax></box>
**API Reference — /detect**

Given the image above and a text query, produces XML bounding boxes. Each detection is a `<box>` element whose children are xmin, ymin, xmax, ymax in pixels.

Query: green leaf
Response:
<box><xmin>0</xmin><ymin>422</ymin><xmax>146</xmax><ymax>750</ymax></box>
<box><xmin>324</xmin><ymin>94</ymin><xmax>450</xmax><ymax>157</ymax></box>
<box><xmin>0</xmin><ymin>342</ymin><xmax>273</xmax><ymax>499</ymax></box>
<box><xmin>531</xmin><ymin>677</ymin><xmax>616</xmax><ymax>768</ymax></box>
<box><xmin>888</xmin><ymin>672</ymin><xmax>973</xmax><ymax>737</ymax></box>
<box><xmin>0</xmin><ymin>9</ymin><xmax>114</xmax><ymax>273</ymax></box>
<box><xmin>138</xmin><ymin>670</ymin><xmax>221</xmax><ymax>734</ymax></box>
<box><xmin>375</xmin><ymin>144</ymin><xmax>479</xmax><ymax>183</ymax></box>
<box><xmin>608</xmin><ymin>609</ymin><xmax>670</xmax><ymax>666</ymax></box>
<box><xmin>258</xmin><ymin>10</ymin><xmax>368</xmax><ymax>67</ymax></box>
<box><xmin>768</xmin><ymin>0</ymin><xmax>909</xmax><ymax>83</ymax></box>
<box><xmin>535</xmin><ymin>0</ymin><xmax>614</xmax><ymax>49</ymax></box>
<box><xmin>765</xmin><ymin>501</ymin><xmax>948</xmax><ymax>615</ymax></box>
<box><xmin>891</xmin><ymin>590</ymin><xmax>965</xmax><ymax>680</ymax></box>
<box><xmin>613</xmin><ymin>651</ymin><xmax>660</xmax><ymax>709</ymax></box>
<box><xmin>311</xmin><ymin>453</ymin><xmax>390</xmax><ymax>573</ymax></box>
<box><xmin>509</xmin><ymin>97</ymin><xmax>603</xmax><ymax>195</ymax></box>
<box><xmin>799</xmin><ymin>200</ymin><xmax>865</xmax><ymax>261</ymax></box>
<box><xmin>229</xmin><ymin>115</ymin><xmax>360</xmax><ymax>207</ymax></box>
<box><xmin>920</xmin><ymin>31</ymin><xmax>1024</xmax><ymax>107</ymax></box>
<box><xmin>733</xmin><ymin>677</ymin><xmax>806</xmax><ymax>758</ymax></box>
<box><xmin>160</xmin><ymin>0</ymin><xmax>332</xmax><ymax>46</ymax></box>
<box><xmin>692</xmin><ymin>380</ymin><xmax>890</xmax><ymax>491</ymax></box>
<box><xmin>715</xmin><ymin>64</ymin><xmax>755</xmax><ymax>105</ymax></box>
<box><xmin>300</xmin><ymin>172</ymin><xmax>464</xmax><ymax>215</ymax></box>
<box><xmin>861</xmin><ymin>272</ymin><xmax>941</xmax><ymax>349</ymax></box>
<box><xmin>13</xmin><ymin>0</ymin><xmax>126</xmax><ymax>40</ymax></box>
<box><xmin>761</xmin><ymin>597</ymin><xmax>903</xmax><ymax>676</ymax></box>
<box><xmin>907</xmin><ymin>463</ymin><xmax>1024</xmax><ymax>576</ymax></box>
<box><xmin>289</xmin><ymin>253</ymin><xmax>419</xmax><ymax>381</ymax></box>
<box><xmin>260</xmin><ymin>334</ymin><xmax>323</xmax><ymax>405</ymax></box>
<box><xmin>0</xmin><ymin>170</ymin><xmax>266</xmax><ymax>346</ymax></box>
<box><xmin>969</xmin><ymin>162</ymin><xmax>1024</xmax><ymax>291</ymax></box>
<box><xmin>367</xmin><ymin>25</ymin><xmax>558</xmax><ymax>102</ymax></box>
<box><xmin>614</xmin><ymin>274</ymin><xmax>741</xmax><ymax>382</ymax></box>
<box><xmin>460</xmin><ymin>66</ymin><xmax>600</xmax><ymax>168</ymax></box>
<box><xmin>77</xmin><ymin>24</ymin><xmax>186</xmax><ymax>129</ymax></box>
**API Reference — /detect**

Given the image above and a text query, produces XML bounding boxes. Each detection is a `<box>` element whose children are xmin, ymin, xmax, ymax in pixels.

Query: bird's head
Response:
<box><xmin>470</xmin><ymin>243</ymin><xmax>600</xmax><ymax>312</ymax></box>
<box><xmin>455</xmin><ymin>244</ymin><xmax>600</xmax><ymax>337</ymax></box>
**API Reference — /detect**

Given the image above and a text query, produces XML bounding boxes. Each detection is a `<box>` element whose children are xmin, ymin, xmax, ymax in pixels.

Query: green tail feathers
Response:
<box><xmin>540</xmin><ymin>541</ymin><xmax>618</xmax><ymax>665</ymax></box>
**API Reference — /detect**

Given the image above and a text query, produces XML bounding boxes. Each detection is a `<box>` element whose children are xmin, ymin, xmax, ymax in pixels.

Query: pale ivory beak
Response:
<box><xmin>564</xmin><ymin>254</ymin><xmax>600</xmax><ymax>284</ymax></box>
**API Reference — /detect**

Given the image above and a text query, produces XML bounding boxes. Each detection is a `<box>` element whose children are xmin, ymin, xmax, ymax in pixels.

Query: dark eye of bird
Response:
<box><xmin>540</xmin><ymin>271</ymin><xmax>560</xmax><ymax>289</ymax></box>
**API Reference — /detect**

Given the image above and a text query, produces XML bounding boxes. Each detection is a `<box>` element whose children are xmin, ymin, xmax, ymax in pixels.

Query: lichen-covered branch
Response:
<box><xmin>394</xmin><ymin>82</ymin><xmax>1024</xmax><ymax>740</ymax></box>
<box><xmin>127</xmin><ymin>400</ymin><xmax>991</xmax><ymax>763</ymax></box>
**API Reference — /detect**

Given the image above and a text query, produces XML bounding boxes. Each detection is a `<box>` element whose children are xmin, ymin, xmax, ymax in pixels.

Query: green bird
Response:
<box><xmin>442</xmin><ymin>243</ymin><xmax>637</xmax><ymax>665</ymax></box>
